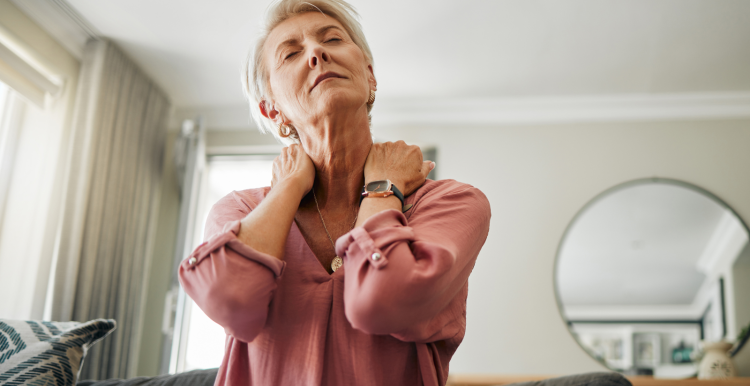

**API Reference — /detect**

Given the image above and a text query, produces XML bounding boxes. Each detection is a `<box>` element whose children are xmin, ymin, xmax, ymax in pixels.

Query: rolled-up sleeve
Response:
<box><xmin>335</xmin><ymin>182</ymin><xmax>490</xmax><ymax>342</ymax></box>
<box><xmin>178</xmin><ymin>190</ymin><xmax>285</xmax><ymax>343</ymax></box>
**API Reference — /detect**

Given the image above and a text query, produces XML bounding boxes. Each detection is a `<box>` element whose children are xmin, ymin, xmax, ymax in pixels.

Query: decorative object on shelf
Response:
<box><xmin>671</xmin><ymin>341</ymin><xmax>693</xmax><ymax>364</ymax></box>
<box><xmin>698</xmin><ymin>341</ymin><xmax>736</xmax><ymax>379</ymax></box>
<box><xmin>634</xmin><ymin>333</ymin><xmax>661</xmax><ymax>370</ymax></box>
<box><xmin>730</xmin><ymin>320</ymin><xmax>750</xmax><ymax>356</ymax></box>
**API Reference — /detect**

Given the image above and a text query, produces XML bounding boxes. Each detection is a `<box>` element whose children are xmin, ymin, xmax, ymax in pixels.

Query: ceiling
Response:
<box><xmin>556</xmin><ymin>183</ymin><xmax>741</xmax><ymax>307</ymax></box>
<box><xmin>55</xmin><ymin>0</ymin><xmax>750</xmax><ymax>111</ymax></box>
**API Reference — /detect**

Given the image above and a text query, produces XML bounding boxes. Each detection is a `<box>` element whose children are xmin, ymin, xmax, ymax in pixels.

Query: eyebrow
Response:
<box><xmin>274</xmin><ymin>25</ymin><xmax>345</xmax><ymax>58</ymax></box>
<box><xmin>315</xmin><ymin>25</ymin><xmax>344</xmax><ymax>37</ymax></box>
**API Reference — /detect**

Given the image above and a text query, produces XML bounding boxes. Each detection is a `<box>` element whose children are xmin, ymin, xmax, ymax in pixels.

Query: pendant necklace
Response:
<box><xmin>312</xmin><ymin>187</ymin><xmax>358</xmax><ymax>273</ymax></box>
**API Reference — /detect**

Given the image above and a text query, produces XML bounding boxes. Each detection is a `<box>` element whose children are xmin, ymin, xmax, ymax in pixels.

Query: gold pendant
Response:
<box><xmin>331</xmin><ymin>256</ymin><xmax>343</xmax><ymax>272</ymax></box>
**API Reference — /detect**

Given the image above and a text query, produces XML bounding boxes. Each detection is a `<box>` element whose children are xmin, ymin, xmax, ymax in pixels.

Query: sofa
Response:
<box><xmin>76</xmin><ymin>369</ymin><xmax>632</xmax><ymax>386</ymax></box>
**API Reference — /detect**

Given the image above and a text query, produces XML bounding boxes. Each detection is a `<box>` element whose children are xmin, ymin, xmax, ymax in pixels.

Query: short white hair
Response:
<box><xmin>242</xmin><ymin>0</ymin><xmax>374</xmax><ymax>144</ymax></box>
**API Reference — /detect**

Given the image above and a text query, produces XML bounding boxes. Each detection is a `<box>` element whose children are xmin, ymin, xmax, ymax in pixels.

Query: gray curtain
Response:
<box><xmin>49</xmin><ymin>38</ymin><xmax>170</xmax><ymax>379</ymax></box>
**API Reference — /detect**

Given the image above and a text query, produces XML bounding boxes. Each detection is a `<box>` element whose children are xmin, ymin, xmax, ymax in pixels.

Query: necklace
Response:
<box><xmin>312</xmin><ymin>187</ymin><xmax>358</xmax><ymax>272</ymax></box>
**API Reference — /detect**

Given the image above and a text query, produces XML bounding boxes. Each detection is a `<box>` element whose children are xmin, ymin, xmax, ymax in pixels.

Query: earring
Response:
<box><xmin>278</xmin><ymin>121</ymin><xmax>292</xmax><ymax>138</ymax></box>
<box><xmin>367</xmin><ymin>90</ymin><xmax>376</xmax><ymax>105</ymax></box>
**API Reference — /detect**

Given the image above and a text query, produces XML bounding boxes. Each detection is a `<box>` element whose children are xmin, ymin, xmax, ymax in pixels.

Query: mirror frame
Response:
<box><xmin>553</xmin><ymin>177</ymin><xmax>750</xmax><ymax>366</ymax></box>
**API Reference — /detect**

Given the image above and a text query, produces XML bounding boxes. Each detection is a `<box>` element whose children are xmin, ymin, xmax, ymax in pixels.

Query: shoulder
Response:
<box><xmin>411</xmin><ymin>179</ymin><xmax>489</xmax><ymax>209</ymax></box>
<box><xmin>204</xmin><ymin>186</ymin><xmax>271</xmax><ymax>239</ymax></box>
<box><xmin>405</xmin><ymin>179</ymin><xmax>490</xmax><ymax>223</ymax></box>
<box><xmin>223</xmin><ymin>186</ymin><xmax>272</xmax><ymax>212</ymax></box>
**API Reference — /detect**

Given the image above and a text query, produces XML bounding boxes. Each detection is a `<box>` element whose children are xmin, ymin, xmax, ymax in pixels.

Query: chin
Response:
<box><xmin>314</xmin><ymin>88</ymin><xmax>363</xmax><ymax>114</ymax></box>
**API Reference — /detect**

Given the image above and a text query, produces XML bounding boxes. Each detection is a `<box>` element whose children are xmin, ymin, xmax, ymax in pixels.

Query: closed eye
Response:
<box><xmin>325</xmin><ymin>38</ymin><xmax>342</xmax><ymax>43</ymax></box>
<box><xmin>284</xmin><ymin>51</ymin><xmax>299</xmax><ymax>60</ymax></box>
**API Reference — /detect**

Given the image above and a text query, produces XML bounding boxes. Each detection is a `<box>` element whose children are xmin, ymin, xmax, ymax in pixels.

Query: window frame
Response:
<box><xmin>168</xmin><ymin>145</ymin><xmax>280</xmax><ymax>373</ymax></box>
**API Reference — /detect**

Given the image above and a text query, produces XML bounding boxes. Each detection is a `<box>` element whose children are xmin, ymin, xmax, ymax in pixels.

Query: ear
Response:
<box><xmin>367</xmin><ymin>64</ymin><xmax>377</xmax><ymax>91</ymax></box>
<box><xmin>259</xmin><ymin>100</ymin><xmax>281</xmax><ymax>121</ymax></box>
<box><xmin>259</xmin><ymin>100</ymin><xmax>270</xmax><ymax>118</ymax></box>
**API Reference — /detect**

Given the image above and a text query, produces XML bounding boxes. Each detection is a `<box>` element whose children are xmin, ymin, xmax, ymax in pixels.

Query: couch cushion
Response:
<box><xmin>510</xmin><ymin>372</ymin><xmax>632</xmax><ymax>386</ymax></box>
<box><xmin>77</xmin><ymin>368</ymin><xmax>218</xmax><ymax>386</ymax></box>
<box><xmin>0</xmin><ymin>318</ymin><xmax>116</xmax><ymax>386</ymax></box>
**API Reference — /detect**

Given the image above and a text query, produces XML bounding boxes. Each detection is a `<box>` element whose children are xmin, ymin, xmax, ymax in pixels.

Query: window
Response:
<box><xmin>0</xmin><ymin>80</ymin><xmax>12</xmax><ymax>228</ymax></box>
<box><xmin>0</xmin><ymin>82</ymin><xmax>8</xmax><ymax>120</ymax></box>
<box><xmin>182</xmin><ymin>155</ymin><xmax>274</xmax><ymax>370</ymax></box>
<box><xmin>0</xmin><ymin>7</ymin><xmax>79</xmax><ymax>321</ymax></box>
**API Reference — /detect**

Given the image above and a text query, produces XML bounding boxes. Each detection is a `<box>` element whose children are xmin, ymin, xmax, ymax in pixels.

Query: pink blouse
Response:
<box><xmin>179</xmin><ymin>179</ymin><xmax>491</xmax><ymax>386</ymax></box>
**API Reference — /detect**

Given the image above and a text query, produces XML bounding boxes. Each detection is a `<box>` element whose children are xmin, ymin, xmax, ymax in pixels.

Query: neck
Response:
<box><xmin>298</xmin><ymin>107</ymin><xmax>371</xmax><ymax>212</ymax></box>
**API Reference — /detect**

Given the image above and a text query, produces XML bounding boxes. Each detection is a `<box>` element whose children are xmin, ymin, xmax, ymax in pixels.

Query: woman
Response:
<box><xmin>179</xmin><ymin>0</ymin><xmax>491</xmax><ymax>385</ymax></box>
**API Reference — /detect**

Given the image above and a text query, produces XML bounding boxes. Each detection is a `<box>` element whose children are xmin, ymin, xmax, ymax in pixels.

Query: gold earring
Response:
<box><xmin>278</xmin><ymin>121</ymin><xmax>294</xmax><ymax>138</ymax></box>
<box><xmin>367</xmin><ymin>90</ymin><xmax>376</xmax><ymax>105</ymax></box>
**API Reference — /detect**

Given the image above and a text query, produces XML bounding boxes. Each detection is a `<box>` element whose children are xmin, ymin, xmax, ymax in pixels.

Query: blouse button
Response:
<box><xmin>188</xmin><ymin>257</ymin><xmax>197</xmax><ymax>265</ymax></box>
<box><xmin>371</xmin><ymin>252</ymin><xmax>381</xmax><ymax>261</ymax></box>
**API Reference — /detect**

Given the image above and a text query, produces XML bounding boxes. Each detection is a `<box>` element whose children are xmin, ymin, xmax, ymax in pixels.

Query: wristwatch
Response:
<box><xmin>360</xmin><ymin>179</ymin><xmax>404</xmax><ymax>206</ymax></box>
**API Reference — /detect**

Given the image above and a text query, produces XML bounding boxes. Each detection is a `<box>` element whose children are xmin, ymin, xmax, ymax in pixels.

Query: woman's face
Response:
<box><xmin>263</xmin><ymin>12</ymin><xmax>375</xmax><ymax>134</ymax></box>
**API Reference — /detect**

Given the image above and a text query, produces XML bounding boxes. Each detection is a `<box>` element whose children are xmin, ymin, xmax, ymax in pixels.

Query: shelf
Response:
<box><xmin>445</xmin><ymin>374</ymin><xmax>750</xmax><ymax>386</ymax></box>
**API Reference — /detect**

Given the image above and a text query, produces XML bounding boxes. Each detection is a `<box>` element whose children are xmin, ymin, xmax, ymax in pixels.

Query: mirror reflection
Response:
<box><xmin>556</xmin><ymin>179</ymin><xmax>750</xmax><ymax>377</ymax></box>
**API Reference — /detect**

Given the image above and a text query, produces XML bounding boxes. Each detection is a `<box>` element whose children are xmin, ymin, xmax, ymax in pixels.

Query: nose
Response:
<box><xmin>308</xmin><ymin>45</ymin><xmax>330</xmax><ymax>68</ymax></box>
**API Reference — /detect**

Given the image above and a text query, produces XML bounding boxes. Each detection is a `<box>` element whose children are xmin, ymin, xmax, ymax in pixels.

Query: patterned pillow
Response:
<box><xmin>0</xmin><ymin>318</ymin><xmax>116</xmax><ymax>385</ymax></box>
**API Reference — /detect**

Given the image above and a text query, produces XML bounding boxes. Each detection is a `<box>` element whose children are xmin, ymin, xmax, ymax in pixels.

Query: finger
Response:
<box><xmin>420</xmin><ymin>161</ymin><xmax>434</xmax><ymax>179</ymax></box>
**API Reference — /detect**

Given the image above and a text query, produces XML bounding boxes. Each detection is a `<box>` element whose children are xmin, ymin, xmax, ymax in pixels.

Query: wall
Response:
<box><xmin>203</xmin><ymin>120</ymin><xmax>750</xmax><ymax>375</ymax></box>
<box><xmin>205</xmin><ymin>128</ymin><xmax>276</xmax><ymax>148</ymax></box>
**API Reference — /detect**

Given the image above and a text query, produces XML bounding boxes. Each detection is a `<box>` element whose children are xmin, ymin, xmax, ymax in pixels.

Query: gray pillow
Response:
<box><xmin>77</xmin><ymin>368</ymin><xmax>218</xmax><ymax>386</ymax></box>
<box><xmin>510</xmin><ymin>372</ymin><xmax>631</xmax><ymax>386</ymax></box>
<box><xmin>0</xmin><ymin>318</ymin><xmax>116</xmax><ymax>385</ymax></box>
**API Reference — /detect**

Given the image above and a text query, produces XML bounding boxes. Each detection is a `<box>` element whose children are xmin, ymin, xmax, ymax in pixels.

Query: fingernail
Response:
<box><xmin>430</xmin><ymin>162</ymin><xmax>435</xmax><ymax>170</ymax></box>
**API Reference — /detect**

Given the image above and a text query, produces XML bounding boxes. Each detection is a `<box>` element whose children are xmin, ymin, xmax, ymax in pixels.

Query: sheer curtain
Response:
<box><xmin>48</xmin><ymin>38</ymin><xmax>170</xmax><ymax>379</ymax></box>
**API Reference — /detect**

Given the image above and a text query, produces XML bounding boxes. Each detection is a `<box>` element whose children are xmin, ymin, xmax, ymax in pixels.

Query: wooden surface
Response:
<box><xmin>626</xmin><ymin>377</ymin><xmax>750</xmax><ymax>386</ymax></box>
<box><xmin>445</xmin><ymin>374</ymin><xmax>750</xmax><ymax>386</ymax></box>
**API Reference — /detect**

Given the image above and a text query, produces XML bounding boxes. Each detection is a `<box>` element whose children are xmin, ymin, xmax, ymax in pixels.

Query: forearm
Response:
<box><xmin>338</xmin><ymin>183</ymin><xmax>491</xmax><ymax>339</ymax></box>
<box><xmin>355</xmin><ymin>194</ymin><xmax>402</xmax><ymax>227</ymax></box>
<box><xmin>344</xmin><ymin>238</ymin><xmax>457</xmax><ymax>334</ymax></box>
<box><xmin>237</xmin><ymin>179</ymin><xmax>305</xmax><ymax>259</ymax></box>
<box><xmin>179</xmin><ymin>243</ymin><xmax>279</xmax><ymax>342</ymax></box>
<box><xmin>180</xmin><ymin>210</ymin><xmax>286</xmax><ymax>343</ymax></box>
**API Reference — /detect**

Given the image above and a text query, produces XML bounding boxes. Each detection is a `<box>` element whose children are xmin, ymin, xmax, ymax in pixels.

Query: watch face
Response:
<box><xmin>366</xmin><ymin>180</ymin><xmax>390</xmax><ymax>193</ymax></box>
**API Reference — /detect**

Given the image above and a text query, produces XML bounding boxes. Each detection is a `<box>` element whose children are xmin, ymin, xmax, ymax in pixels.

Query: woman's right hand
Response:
<box><xmin>271</xmin><ymin>144</ymin><xmax>315</xmax><ymax>198</ymax></box>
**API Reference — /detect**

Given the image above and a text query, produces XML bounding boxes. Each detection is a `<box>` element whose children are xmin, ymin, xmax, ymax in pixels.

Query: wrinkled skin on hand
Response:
<box><xmin>364</xmin><ymin>140</ymin><xmax>434</xmax><ymax>196</ymax></box>
<box><xmin>271</xmin><ymin>144</ymin><xmax>315</xmax><ymax>195</ymax></box>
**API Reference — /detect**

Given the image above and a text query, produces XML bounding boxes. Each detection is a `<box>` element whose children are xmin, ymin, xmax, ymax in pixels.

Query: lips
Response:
<box><xmin>311</xmin><ymin>72</ymin><xmax>345</xmax><ymax>92</ymax></box>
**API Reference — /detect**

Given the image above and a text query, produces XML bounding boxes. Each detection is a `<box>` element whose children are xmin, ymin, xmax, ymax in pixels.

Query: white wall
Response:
<box><xmin>204</xmin><ymin>119</ymin><xmax>750</xmax><ymax>375</ymax></box>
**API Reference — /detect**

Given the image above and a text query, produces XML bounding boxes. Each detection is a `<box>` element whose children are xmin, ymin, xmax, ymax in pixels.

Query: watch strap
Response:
<box><xmin>360</xmin><ymin>181</ymin><xmax>405</xmax><ymax>207</ymax></box>
<box><xmin>390</xmin><ymin>183</ymin><xmax>405</xmax><ymax>206</ymax></box>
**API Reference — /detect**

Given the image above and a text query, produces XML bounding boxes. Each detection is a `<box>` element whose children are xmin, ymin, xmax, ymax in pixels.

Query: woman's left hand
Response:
<box><xmin>364</xmin><ymin>141</ymin><xmax>434</xmax><ymax>196</ymax></box>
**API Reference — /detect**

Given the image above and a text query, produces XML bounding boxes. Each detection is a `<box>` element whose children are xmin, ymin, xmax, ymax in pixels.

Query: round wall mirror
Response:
<box><xmin>555</xmin><ymin>178</ymin><xmax>750</xmax><ymax>377</ymax></box>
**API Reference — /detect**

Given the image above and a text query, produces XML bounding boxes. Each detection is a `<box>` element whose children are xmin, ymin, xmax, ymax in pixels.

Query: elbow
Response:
<box><xmin>204</xmin><ymin>287</ymin><xmax>267</xmax><ymax>343</ymax></box>
<box><xmin>179</xmin><ymin>268</ymin><xmax>269</xmax><ymax>343</ymax></box>
<box><xmin>345</xmin><ymin>298</ymin><xmax>410</xmax><ymax>335</ymax></box>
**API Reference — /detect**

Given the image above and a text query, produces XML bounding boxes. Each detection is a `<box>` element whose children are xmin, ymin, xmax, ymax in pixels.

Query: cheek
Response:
<box><xmin>270</xmin><ymin>71</ymin><xmax>290</xmax><ymax>97</ymax></box>
<box><xmin>346</xmin><ymin>51</ymin><xmax>371</xmax><ymax>87</ymax></box>
<box><xmin>270</xmin><ymin>70</ymin><xmax>303</xmax><ymax>103</ymax></box>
